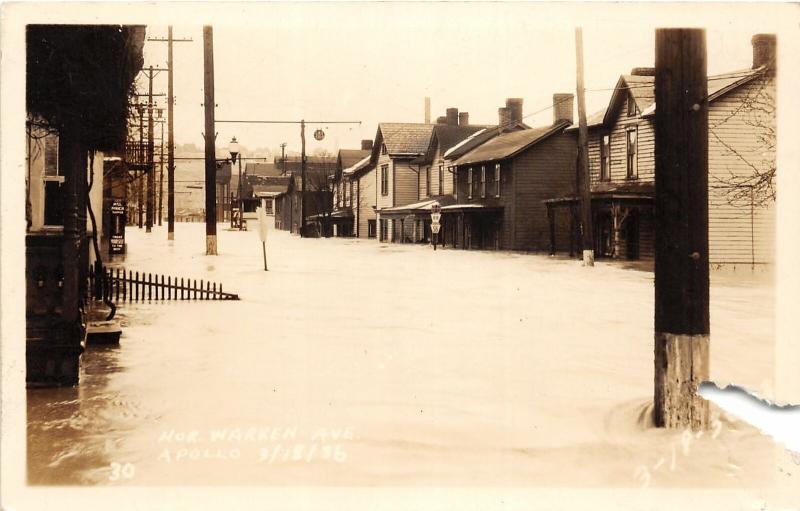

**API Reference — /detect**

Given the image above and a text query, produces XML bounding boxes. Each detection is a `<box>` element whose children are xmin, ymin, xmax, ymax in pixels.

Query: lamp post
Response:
<box><xmin>228</xmin><ymin>136</ymin><xmax>243</xmax><ymax>231</ymax></box>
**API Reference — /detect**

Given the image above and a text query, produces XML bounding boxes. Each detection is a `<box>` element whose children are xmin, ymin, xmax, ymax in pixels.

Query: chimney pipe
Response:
<box><xmin>752</xmin><ymin>33</ymin><xmax>776</xmax><ymax>74</ymax></box>
<box><xmin>446</xmin><ymin>108</ymin><xmax>459</xmax><ymax>126</ymax></box>
<box><xmin>458</xmin><ymin>112</ymin><xmax>469</xmax><ymax>126</ymax></box>
<box><xmin>361</xmin><ymin>139</ymin><xmax>373</xmax><ymax>151</ymax></box>
<box><xmin>552</xmin><ymin>93</ymin><xmax>574</xmax><ymax>125</ymax></box>
<box><xmin>424</xmin><ymin>97</ymin><xmax>431</xmax><ymax>124</ymax></box>
<box><xmin>506</xmin><ymin>98</ymin><xmax>523</xmax><ymax>124</ymax></box>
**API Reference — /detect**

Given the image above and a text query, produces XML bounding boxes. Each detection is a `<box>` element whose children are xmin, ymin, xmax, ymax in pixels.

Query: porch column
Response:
<box><xmin>399</xmin><ymin>218</ymin><xmax>405</xmax><ymax>243</ymax></box>
<box><xmin>611</xmin><ymin>202</ymin><xmax>627</xmax><ymax>259</ymax></box>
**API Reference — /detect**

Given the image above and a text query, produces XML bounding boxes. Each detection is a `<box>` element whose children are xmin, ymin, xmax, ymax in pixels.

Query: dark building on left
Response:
<box><xmin>26</xmin><ymin>25</ymin><xmax>146</xmax><ymax>386</ymax></box>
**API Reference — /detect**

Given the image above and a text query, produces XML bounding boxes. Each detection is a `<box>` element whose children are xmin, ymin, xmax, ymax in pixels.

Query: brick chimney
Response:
<box><xmin>446</xmin><ymin>108</ymin><xmax>459</xmax><ymax>126</ymax></box>
<box><xmin>552</xmin><ymin>93</ymin><xmax>574</xmax><ymax>125</ymax></box>
<box><xmin>506</xmin><ymin>98</ymin><xmax>523</xmax><ymax>124</ymax></box>
<box><xmin>458</xmin><ymin>112</ymin><xmax>469</xmax><ymax>126</ymax></box>
<box><xmin>436</xmin><ymin>115</ymin><xmax>447</xmax><ymax>124</ymax></box>
<box><xmin>361</xmin><ymin>139</ymin><xmax>373</xmax><ymax>151</ymax></box>
<box><xmin>498</xmin><ymin>107</ymin><xmax>511</xmax><ymax>126</ymax></box>
<box><xmin>752</xmin><ymin>33</ymin><xmax>776</xmax><ymax>73</ymax></box>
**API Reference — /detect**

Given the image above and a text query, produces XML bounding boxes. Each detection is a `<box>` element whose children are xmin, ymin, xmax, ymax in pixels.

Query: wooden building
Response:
<box><xmin>274</xmin><ymin>173</ymin><xmax>333</xmax><ymax>235</ymax></box>
<box><xmin>442</xmin><ymin>95</ymin><xmax>577</xmax><ymax>251</ymax></box>
<box><xmin>546</xmin><ymin>34</ymin><xmax>776</xmax><ymax>266</ymax></box>
<box><xmin>331</xmin><ymin>142</ymin><xmax>372</xmax><ymax>237</ymax></box>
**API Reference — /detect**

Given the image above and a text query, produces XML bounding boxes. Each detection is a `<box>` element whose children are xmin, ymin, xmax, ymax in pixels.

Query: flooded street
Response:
<box><xmin>28</xmin><ymin>222</ymin><xmax>778</xmax><ymax>487</ymax></box>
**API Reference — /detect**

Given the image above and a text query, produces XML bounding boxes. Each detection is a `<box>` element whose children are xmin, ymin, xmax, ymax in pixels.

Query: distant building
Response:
<box><xmin>331</xmin><ymin>142</ymin><xmax>372</xmax><ymax>236</ymax></box>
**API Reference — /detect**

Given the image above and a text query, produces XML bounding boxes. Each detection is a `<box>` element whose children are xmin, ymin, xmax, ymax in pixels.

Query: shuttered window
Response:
<box><xmin>480</xmin><ymin>165</ymin><xmax>486</xmax><ymax>198</ymax></box>
<box><xmin>495</xmin><ymin>163</ymin><xmax>501</xmax><ymax>197</ymax></box>
<box><xmin>467</xmin><ymin>168</ymin><xmax>473</xmax><ymax>199</ymax></box>
<box><xmin>626</xmin><ymin>128</ymin><xmax>638</xmax><ymax>179</ymax></box>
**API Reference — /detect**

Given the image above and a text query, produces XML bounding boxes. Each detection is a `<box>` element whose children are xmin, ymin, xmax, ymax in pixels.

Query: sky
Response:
<box><xmin>135</xmin><ymin>3</ymin><xmax>782</xmax><ymax>158</ymax></box>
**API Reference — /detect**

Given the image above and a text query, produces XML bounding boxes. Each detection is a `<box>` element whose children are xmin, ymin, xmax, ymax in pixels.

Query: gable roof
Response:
<box><xmin>375</xmin><ymin>123</ymin><xmax>436</xmax><ymax>157</ymax></box>
<box><xmin>443</xmin><ymin>121</ymin><xmax>529</xmax><ymax>161</ymax></box>
<box><xmin>343</xmin><ymin>155</ymin><xmax>372</xmax><ymax>177</ymax></box>
<box><xmin>338</xmin><ymin>149</ymin><xmax>371</xmax><ymax>170</ymax></box>
<box><xmin>244</xmin><ymin>162</ymin><xmax>282</xmax><ymax>177</ymax></box>
<box><xmin>452</xmin><ymin>121</ymin><xmax>571</xmax><ymax>166</ymax></box>
<box><xmin>413</xmin><ymin>124</ymin><xmax>489</xmax><ymax>165</ymax></box>
<box><xmin>604</xmin><ymin>67</ymin><xmax>765</xmax><ymax>124</ymax></box>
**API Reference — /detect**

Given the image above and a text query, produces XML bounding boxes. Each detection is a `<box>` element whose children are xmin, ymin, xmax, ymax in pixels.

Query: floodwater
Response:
<box><xmin>27</xmin><ymin>222</ymin><xmax>781</xmax><ymax>487</ymax></box>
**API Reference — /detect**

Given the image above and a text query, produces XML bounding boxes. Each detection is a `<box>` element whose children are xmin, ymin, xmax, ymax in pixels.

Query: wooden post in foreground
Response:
<box><xmin>653</xmin><ymin>28</ymin><xmax>710</xmax><ymax>430</ymax></box>
<box><xmin>203</xmin><ymin>25</ymin><xmax>217</xmax><ymax>255</ymax></box>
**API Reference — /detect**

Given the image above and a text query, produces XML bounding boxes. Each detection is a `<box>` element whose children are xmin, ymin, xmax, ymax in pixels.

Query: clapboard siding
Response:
<box><xmin>512</xmin><ymin>132</ymin><xmax>577</xmax><ymax>251</ymax></box>
<box><xmin>393</xmin><ymin>160</ymin><xmax>418</xmax><ymax>207</ymax></box>
<box><xmin>356</xmin><ymin>167</ymin><xmax>376</xmax><ymax>238</ymax></box>
<box><xmin>375</xmin><ymin>153</ymin><xmax>393</xmax><ymax>210</ymax></box>
<box><xmin>707</xmin><ymin>75</ymin><xmax>775</xmax><ymax>264</ymax></box>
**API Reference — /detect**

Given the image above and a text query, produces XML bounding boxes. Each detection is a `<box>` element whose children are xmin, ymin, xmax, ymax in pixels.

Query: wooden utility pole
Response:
<box><xmin>146</xmin><ymin>65</ymin><xmax>155</xmax><ymax>233</ymax></box>
<box><xmin>148</xmin><ymin>27</ymin><xmax>192</xmax><ymax>240</ymax></box>
<box><xmin>138</xmin><ymin>108</ymin><xmax>145</xmax><ymax>229</ymax></box>
<box><xmin>653</xmin><ymin>28</ymin><xmax>710</xmax><ymax>430</ymax></box>
<box><xmin>158</xmin><ymin>120</ymin><xmax>164</xmax><ymax>226</ymax></box>
<box><xmin>203</xmin><ymin>25</ymin><xmax>217</xmax><ymax>255</ymax></box>
<box><xmin>300</xmin><ymin>119</ymin><xmax>307</xmax><ymax>237</ymax></box>
<box><xmin>575</xmin><ymin>27</ymin><xmax>594</xmax><ymax>266</ymax></box>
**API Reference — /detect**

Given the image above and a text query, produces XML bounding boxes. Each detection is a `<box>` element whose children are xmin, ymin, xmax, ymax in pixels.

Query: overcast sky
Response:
<box><xmin>135</xmin><ymin>3</ymin><xmax>781</xmax><ymax>157</ymax></box>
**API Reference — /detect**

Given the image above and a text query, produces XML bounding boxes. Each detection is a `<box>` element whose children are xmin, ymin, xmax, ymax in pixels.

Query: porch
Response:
<box><xmin>440</xmin><ymin>204</ymin><xmax>504</xmax><ymax>250</ymax></box>
<box><xmin>543</xmin><ymin>191</ymin><xmax>654</xmax><ymax>260</ymax></box>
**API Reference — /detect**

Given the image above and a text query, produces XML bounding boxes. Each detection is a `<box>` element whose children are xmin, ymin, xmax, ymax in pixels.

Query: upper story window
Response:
<box><xmin>494</xmin><ymin>163</ymin><xmax>501</xmax><ymax>197</ymax></box>
<box><xmin>467</xmin><ymin>167</ymin><xmax>473</xmax><ymax>199</ymax></box>
<box><xmin>42</xmin><ymin>134</ymin><xmax>64</xmax><ymax>227</ymax></box>
<box><xmin>425</xmin><ymin>166</ymin><xmax>431</xmax><ymax>198</ymax></box>
<box><xmin>438</xmin><ymin>164</ymin><xmax>444</xmax><ymax>195</ymax></box>
<box><xmin>627</xmin><ymin>94</ymin><xmax>637</xmax><ymax>117</ymax></box>
<box><xmin>600</xmin><ymin>134</ymin><xmax>611</xmax><ymax>181</ymax></box>
<box><xmin>380</xmin><ymin>164</ymin><xmax>389</xmax><ymax>195</ymax></box>
<box><xmin>381</xmin><ymin>143</ymin><xmax>388</xmax><ymax>155</ymax></box>
<box><xmin>452</xmin><ymin>166</ymin><xmax>458</xmax><ymax>200</ymax></box>
<box><xmin>626</xmin><ymin>127</ymin><xmax>638</xmax><ymax>179</ymax></box>
<box><xmin>480</xmin><ymin>165</ymin><xmax>486</xmax><ymax>198</ymax></box>
<box><xmin>350</xmin><ymin>181</ymin><xmax>354</xmax><ymax>206</ymax></box>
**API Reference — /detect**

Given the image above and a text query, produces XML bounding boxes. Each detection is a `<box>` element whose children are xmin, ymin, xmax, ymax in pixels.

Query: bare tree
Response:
<box><xmin>709</xmin><ymin>70</ymin><xmax>776</xmax><ymax>208</ymax></box>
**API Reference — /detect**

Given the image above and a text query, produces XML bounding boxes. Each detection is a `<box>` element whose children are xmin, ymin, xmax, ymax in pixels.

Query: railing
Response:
<box><xmin>88</xmin><ymin>261</ymin><xmax>240</xmax><ymax>303</ymax></box>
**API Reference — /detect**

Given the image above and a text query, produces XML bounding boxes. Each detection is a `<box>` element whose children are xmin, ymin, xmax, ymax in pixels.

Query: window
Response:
<box><xmin>43</xmin><ymin>135</ymin><xmax>64</xmax><ymax>226</ymax></box>
<box><xmin>467</xmin><ymin>168</ymin><xmax>473</xmax><ymax>199</ymax></box>
<box><xmin>368</xmin><ymin>219</ymin><xmax>377</xmax><ymax>238</ymax></box>
<box><xmin>480</xmin><ymin>165</ymin><xmax>486</xmax><ymax>198</ymax></box>
<box><xmin>349</xmin><ymin>181</ymin><xmax>354</xmax><ymax>206</ymax></box>
<box><xmin>626</xmin><ymin>128</ymin><xmax>638</xmax><ymax>179</ymax></box>
<box><xmin>451</xmin><ymin>166</ymin><xmax>457</xmax><ymax>199</ymax></box>
<box><xmin>425</xmin><ymin>167</ymin><xmax>431</xmax><ymax>198</ymax></box>
<box><xmin>438</xmin><ymin>164</ymin><xmax>444</xmax><ymax>196</ymax></box>
<box><xmin>380</xmin><ymin>164</ymin><xmax>389</xmax><ymax>195</ymax></box>
<box><xmin>381</xmin><ymin>143</ymin><xmax>387</xmax><ymax>155</ymax></box>
<box><xmin>600</xmin><ymin>134</ymin><xmax>611</xmax><ymax>181</ymax></box>
<box><xmin>494</xmin><ymin>163</ymin><xmax>501</xmax><ymax>197</ymax></box>
<box><xmin>627</xmin><ymin>95</ymin><xmax>637</xmax><ymax>117</ymax></box>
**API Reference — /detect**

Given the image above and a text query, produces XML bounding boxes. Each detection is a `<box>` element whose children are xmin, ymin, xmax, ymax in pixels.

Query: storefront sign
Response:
<box><xmin>109</xmin><ymin>199</ymin><xmax>126</xmax><ymax>255</ymax></box>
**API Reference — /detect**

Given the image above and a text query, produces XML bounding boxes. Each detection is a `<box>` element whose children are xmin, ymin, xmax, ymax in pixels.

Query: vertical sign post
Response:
<box><xmin>430</xmin><ymin>203</ymin><xmax>441</xmax><ymax>251</ymax></box>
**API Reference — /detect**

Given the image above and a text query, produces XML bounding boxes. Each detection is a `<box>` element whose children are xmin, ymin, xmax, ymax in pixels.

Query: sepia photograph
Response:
<box><xmin>2</xmin><ymin>2</ymin><xmax>799</xmax><ymax>510</ymax></box>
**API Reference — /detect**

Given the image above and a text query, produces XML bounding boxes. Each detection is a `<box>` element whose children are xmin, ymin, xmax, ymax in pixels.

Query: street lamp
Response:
<box><xmin>228</xmin><ymin>136</ymin><xmax>244</xmax><ymax>230</ymax></box>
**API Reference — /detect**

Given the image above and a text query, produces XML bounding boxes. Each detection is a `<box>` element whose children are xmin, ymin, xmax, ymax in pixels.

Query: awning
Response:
<box><xmin>379</xmin><ymin>196</ymin><xmax>455</xmax><ymax>216</ymax></box>
<box><xmin>440</xmin><ymin>203</ymin><xmax>503</xmax><ymax>213</ymax></box>
<box><xmin>307</xmin><ymin>208</ymin><xmax>353</xmax><ymax>220</ymax></box>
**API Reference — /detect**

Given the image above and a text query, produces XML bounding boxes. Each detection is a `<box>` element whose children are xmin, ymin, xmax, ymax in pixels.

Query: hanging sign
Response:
<box><xmin>313</xmin><ymin>129</ymin><xmax>325</xmax><ymax>141</ymax></box>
